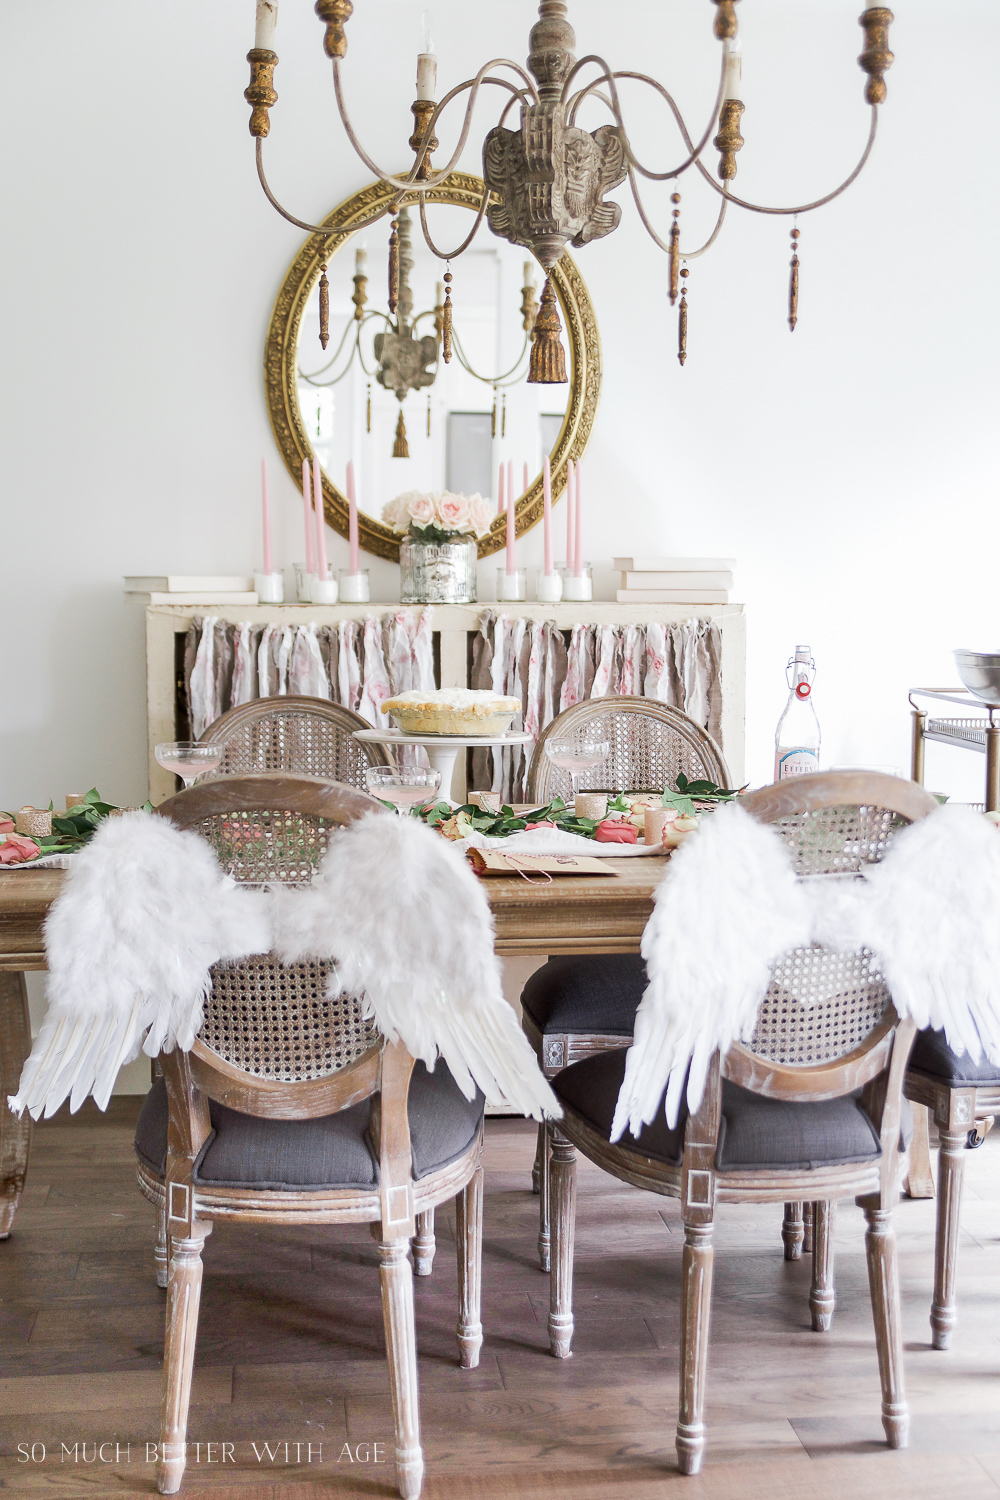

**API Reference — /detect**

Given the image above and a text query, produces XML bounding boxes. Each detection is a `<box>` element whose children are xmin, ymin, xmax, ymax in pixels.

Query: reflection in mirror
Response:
<box><xmin>295</xmin><ymin>202</ymin><xmax>571</xmax><ymax>526</ymax></box>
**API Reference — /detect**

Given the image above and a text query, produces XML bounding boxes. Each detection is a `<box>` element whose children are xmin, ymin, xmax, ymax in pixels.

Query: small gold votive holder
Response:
<box><xmin>15</xmin><ymin>807</ymin><xmax>52</xmax><ymax>838</ymax></box>
<box><xmin>65</xmin><ymin>793</ymin><xmax>86</xmax><ymax>809</ymax></box>
<box><xmin>644</xmin><ymin>808</ymin><xmax>672</xmax><ymax>847</ymax></box>
<box><xmin>574</xmin><ymin>792</ymin><xmax>608</xmax><ymax>820</ymax></box>
<box><xmin>469</xmin><ymin>792</ymin><xmax>502</xmax><ymax>813</ymax></box>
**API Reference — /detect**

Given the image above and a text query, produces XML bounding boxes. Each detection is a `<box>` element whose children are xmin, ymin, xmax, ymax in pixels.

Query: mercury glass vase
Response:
<box><xmin>399</xmin><ymin>535</ymin><xmax>478</xmax><ymax>605</ymax></box>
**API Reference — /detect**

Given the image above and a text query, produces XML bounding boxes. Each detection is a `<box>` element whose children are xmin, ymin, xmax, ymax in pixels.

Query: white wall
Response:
<box><xmin>2</xmin><ymin>2</ymin><xmax>999</xmax><ymax>802</ymax></box>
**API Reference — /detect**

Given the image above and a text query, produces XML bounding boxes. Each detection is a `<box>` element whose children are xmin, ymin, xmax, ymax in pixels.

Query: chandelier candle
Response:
<box><xmin>254</xmin><ymin>0</ymin><xmax>277</xmax><ymax>50</ymax></box>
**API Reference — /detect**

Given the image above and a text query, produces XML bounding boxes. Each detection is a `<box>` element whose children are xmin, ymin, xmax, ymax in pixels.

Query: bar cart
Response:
<box><xmin>909</xmin><ymin>688</ymin><xmax>1000</xmax><ymax>812</ymax></box>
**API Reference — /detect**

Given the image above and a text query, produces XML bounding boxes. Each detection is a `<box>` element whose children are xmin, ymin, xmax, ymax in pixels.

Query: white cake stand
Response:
<box><xmin>353</xmin><ymin>728</ymin><xmax>533</xmax><ymax>802</ymax></box>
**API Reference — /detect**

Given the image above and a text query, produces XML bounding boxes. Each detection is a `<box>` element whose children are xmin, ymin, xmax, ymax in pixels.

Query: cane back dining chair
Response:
<box><xmin>521</xmin><ymin>696</ymin><xmax>730</xmax><ymax>1271</ymax></box>
<box><xmin>545</xmin><ymin>771</ymin><xmax>938</xmax><ymax>1475</ymax></box>
<box><xmin>198</xmin><ymin>696</ymin><xmax>391</xmax><ymax>790</ymax></box>
<box><xmin>135</xmin><ymin>774</ymin><xmax>485</xmax><ymax>1499</ymax></box>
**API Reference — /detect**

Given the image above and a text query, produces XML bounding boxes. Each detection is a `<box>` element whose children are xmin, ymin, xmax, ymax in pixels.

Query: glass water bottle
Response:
<box><xmin>774</xmin><ymin>644</ymin><xmax>820</xmax><ymax>781</ymax></box>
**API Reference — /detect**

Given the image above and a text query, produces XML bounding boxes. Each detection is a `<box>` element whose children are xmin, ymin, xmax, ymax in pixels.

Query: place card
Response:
<box><xmin>467</xmin><ymin>850</ymin><xmax>620</xmax><ymax>879</ymax></box>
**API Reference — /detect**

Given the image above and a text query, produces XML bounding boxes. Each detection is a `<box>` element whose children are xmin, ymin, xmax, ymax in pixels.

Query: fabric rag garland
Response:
<box><xmin>8</xmin><ymin>811</ymin><xmax>560</xmax><ymax>1124</ymax></box>
<box><xmin>185</xmin><ymin>610</ymin><xmax>435</xmax><ymax>739</ymax></box>
<box><xmin>612</xmin><ymin>801</ymin><xmax>1000</xmax><ymax>1142</ymax></box>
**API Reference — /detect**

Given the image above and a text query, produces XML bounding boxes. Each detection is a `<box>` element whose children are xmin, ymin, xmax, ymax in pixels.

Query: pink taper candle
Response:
<box><xmin>261</xmin><ymin>456</ymin><xmax>273</xmax><ymax>574</ymax></box>
<box><xmin>302</xmin><ymin>458</ymin><xmax>315</xmax><ymax>574</ymax></box>
<box><xmin>507</xmin><ymin>459</ymin><xmax>515</xmax><ymax>511</ymax></box>
<box><xmin>505</xmin><ymin>470</ymin><xmax>516</xmax><ymax>577</ymax></box>
<box><xmin>542</xmin><ymin>455</ymin><xmax>553</xmax><ymax>576</ymax></box>
<box><xmin>574</xmin><ymin>459</ymin><xmax>583</xmax><ymax>576</ymax></box>
<box><xmin>313</xmin><ymin>456</ymin><xmax>328</xmax><ymax>581</ymax></box>
<box><xmin>565</xmin><ymin>459</ymin><xmax>575</xmax><ymax>571</ymax></box>
<box><xmin>346</xmin><ymin>460</ymin><xmax>359</xmax><ymax>574</ymax></box>
<box><xmin>497</xmin><ymin>461</ymin><xmax>505</xmax><ymax>516</ymax></box>
<box><xmin>523</xmin><ymin>460</ymin><xmax>529</xmax><ymax>495</ymax></box>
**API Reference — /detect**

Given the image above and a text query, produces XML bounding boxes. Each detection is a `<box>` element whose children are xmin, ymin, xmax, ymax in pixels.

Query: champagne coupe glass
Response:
<box><xmin>154</xmin><ymin>741</ymin><xmax>224</xmax><ymax>789</ymax></box>
<box><xmin>365</xmin><ymin>765</ymin><xmax>442</xmax><ymax>814</ymax></box>
<box><xmin>544</xmin><ymin>735</ymin><xmax>611</xmax><ymax>803</ymax></box>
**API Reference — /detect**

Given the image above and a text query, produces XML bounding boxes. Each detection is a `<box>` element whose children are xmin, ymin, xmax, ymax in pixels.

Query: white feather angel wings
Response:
<box><xmin>612</xmin><ymin>798</ymin><xmax>1000</xmax><ymax>1142</ymax></box>
<box><xmin>10</xmin><ymin>808</ymin><xmax>559</xmax><ymax>1123</ymax></box>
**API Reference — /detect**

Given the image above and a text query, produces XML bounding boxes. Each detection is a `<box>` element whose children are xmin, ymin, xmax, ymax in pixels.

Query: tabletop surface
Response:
<box><xmin>0</xmin><ymin>858</ymin><xmax>662</xmax><ymax>964</ymax></box>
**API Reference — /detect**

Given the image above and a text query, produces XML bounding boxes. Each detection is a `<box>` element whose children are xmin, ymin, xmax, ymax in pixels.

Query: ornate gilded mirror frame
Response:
<box><xmin>264</xmin><ymin>170</ymin><xmax>601</xmax><ymax>563</ymax></box>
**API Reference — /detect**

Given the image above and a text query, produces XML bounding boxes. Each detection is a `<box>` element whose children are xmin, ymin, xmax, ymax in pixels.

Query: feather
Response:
<box><xmin>273</xmin><ymin>813</ymin><xmax>561</xmax><ymax>1121</ymax></box>
<box><xmin>611</xmin><ymin>802</ymin><xmax>811</xmax><ymax>1140</ymax></box>
<box><xmin>7</xmin><ymin>812</ymin><xmax>271</xmax><ymax>1120</ymax></box>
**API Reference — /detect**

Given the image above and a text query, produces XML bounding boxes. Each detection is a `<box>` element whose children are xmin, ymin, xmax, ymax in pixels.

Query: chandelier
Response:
<box><xmin>246</xmin><ymin>0</ymin><xmax>893</xmax><ymax>363</ymax></box>
<box><xmin>297</xmin><ymin>206</ymin><xmax>541</xmax><ymax>456</ymax></box>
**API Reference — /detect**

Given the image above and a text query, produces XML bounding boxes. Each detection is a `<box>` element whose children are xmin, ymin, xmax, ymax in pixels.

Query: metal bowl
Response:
<box><xmin>954</xmin><ymin>649</ymin><xmax>1000</xmax><ymax>704</ymax></box>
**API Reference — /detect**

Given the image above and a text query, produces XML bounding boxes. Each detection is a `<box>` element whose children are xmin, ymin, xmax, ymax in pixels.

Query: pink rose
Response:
<box><xmin>525</xmin><ymin>820</ymin><xmax>557</xmax><ymax>831</ymax></box>
<box><xmin>436</xmin><ymin>492</ymin><xmax>471</xmax><ymax>532</ymax></box>
<box><xmin>467</xmin><ymin>494</ymin><xmax>494</xmax><ymax>537</ymax></box>
<box><xmin>407</xmin><ymin>494</ymin><xmax>436</xmax><ymax>529</ymax></box>
<box><xmin>0</xmin><ymin>833</ymin><xmax>42</xmax><ymax>864</ymax></box>
<box><xmin>0</xmin><ymin>818</ymin><xmax>15</xmax><ymax>834</ymax></box>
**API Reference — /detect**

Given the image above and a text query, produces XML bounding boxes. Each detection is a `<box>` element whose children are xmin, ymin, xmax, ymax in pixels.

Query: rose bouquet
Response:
<box><xmin>382</xmin><ymin>490</ymin><xmax>493</xmax><ymax>547</ymax></box>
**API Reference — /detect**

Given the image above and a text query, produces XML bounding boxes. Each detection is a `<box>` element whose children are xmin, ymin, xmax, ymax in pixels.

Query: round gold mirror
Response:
<box><xmin>264</xmin><ymin>171</ymin><xmax>600</xmax><ymax>562</ymax></box>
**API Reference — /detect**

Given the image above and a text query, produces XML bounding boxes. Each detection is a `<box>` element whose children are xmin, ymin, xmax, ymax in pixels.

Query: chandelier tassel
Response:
<box><xmin>387</xmin><ymin>210</ymin><xmax>400</xmax><ymax>316</ymax></box>
<box><xmin>442</xmin><ymin>270</ymin><xmax>453</xmax><ymax>364</ymax></box>
<box><xmin>366</xmin><ymin>382</ymin><xmax>372</xmax><ymax>434</ymax></box>
<box><xmin>427</xmin><ymin>396</ymin><xmax>432</xmax><ymax>437</ymax></box>
<box><xmin>678</xmin><ymin>265</ymin><xmax>689</xmax><ymax>366</ymax></box>
<box><xmin>393</xmin><ymin>408</ymin><xmax>409</xmax><ymax>458</ymax></box>
<box><xmin>668</xmin><ymin>194</ymin><xmax>681</xmax><ymax>305</ymax></box>
<box><xmin>491</xmin><ymin>388</ymin><xmax>497</xmax><ymax>439</ymax></box>
<box><xmin>788</xmin><ymin>227</ymin><xmax>800</xmax><ymax>331</ymax></box>
<box><xmin>527</xmin><ymin>277</ymin><xmax>568</xmax><ymax>385</ymax></box>
<box><xmin>318</xmin><ymin>261</ymin><xmax>330</xmax><ymax>350</ymax></box>
<box><xmin>502</xmin><ymin>392</ymin><xmax>507</xmax><ymax>438</ymax></box>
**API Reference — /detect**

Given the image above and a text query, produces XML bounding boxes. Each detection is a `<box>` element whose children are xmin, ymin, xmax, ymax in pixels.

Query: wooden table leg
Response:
<box><xmin>0</xmin><ymin>972</ymin><xmax>32</xmax><ymax>1240</ymax></box>
<box><xmin>905</xmin><ymin>1102</ymin><xmax>935</xmax><ymax>1199</ymax></box>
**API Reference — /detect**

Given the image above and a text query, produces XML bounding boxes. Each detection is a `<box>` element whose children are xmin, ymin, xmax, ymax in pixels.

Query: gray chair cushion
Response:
<box><xmin>909</xmin><ymin>1027</ymin><xmax>1000</xmax><ymax>1086</ymax></box>
<box><xmin>553</xmin><ymin>1048</ymin><xmax>904</xmax><ymax>1172</ymax></box>
<box><xmin>134</xmin><ymin>1062</ymin><xmax>484</xmax><ymax>1192</ymax></box>
<box><xmin>521</xmin><ymin>956</ymin><xmax>646</xmax><ymax>1037</ymax></box>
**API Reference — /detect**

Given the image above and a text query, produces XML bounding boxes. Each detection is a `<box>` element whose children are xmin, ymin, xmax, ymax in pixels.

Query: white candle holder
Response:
<box><xmin>310</xmin><ymin>570</ymin><xmax>339</xmax><ymax>604</ymax></box>
<box><xmin>563</xmin><ymin>564</ymin><xmax>593</xmax><ymax>602</ymax></box>
<box><xmin>497</xmin><ymin>568</ymin><xmax>527</xmax><ymax>602</ymax></box>
<box><xmin>535</xmin><ymin>570</ymin><xmax>563</xmax><ymax>603</ymax></box>
<box><xmin>340</xmin><ymin>569</ymin><xmax>370</xmax><ymax>603</ymax></box>
<box><xmin>254</xmin><ymin>570</ymin><xmax>284</xmax><ymax>604</ymax></box>
<box><xmin>294</xmin><ymin>564</ymin><xmax>317</xmax><ymax>603</ymax></box>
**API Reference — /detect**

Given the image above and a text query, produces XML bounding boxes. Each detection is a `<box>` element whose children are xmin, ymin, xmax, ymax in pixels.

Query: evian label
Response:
<box><xmin>777</xmin><ymin>747</ymin><xmax>819</xmax><ymax>780</ymax></box>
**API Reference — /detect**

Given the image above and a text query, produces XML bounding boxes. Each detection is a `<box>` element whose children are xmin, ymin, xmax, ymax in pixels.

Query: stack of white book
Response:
<box><xmin>124</xmin><ymin>575</ymin><xmax>258</xmax><ymax>605</ymax></box>
<box><xmin>613</xmin><ymin>557</ymin><xmax>734</xmax><ymax>604</ymax></box>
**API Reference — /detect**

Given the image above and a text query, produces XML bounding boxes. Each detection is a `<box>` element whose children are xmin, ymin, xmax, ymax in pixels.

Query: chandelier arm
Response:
<box><xmin>694</xmin><ymin>106</ymin><xmax>879</xmax><ymax>215</ymax></box>
<box><xmin>566</xmin><ymin>58</ymin><xmax>727</xmax><ymax>183</ymax></box>
<box><xmin>332</xmin><ymin>60</ymin><xmax>534</xmax><ymax>195</ymax></box>
<box><xmin>451</xmin><ymin>328</ymin><xmax>530</xmax><ymax>386</ymax></box>
<box><xmin>625</xmin><ymin>167</ymin><xmax>729</xmax><ymax>258</ymax></box>
<box><xmin>256</xmin><ymin>139</ymin><xmax>380</xmax><ymax>235</ymax></box>
<box><xmin>417</xmin><ymin>184</ymin><xmax>491</xmax><ymax>261</ymax></box>
<box><xmin>297</xmin><ymin>316</ymin><xmax>360</xmax><ymax>381</ymax></box>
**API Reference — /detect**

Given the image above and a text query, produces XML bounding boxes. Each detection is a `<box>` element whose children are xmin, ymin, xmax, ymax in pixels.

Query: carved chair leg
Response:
<box><xmin>547</xmin><ymin>1128</ymin><xmax>577</xmax><ymax>1358</ymax></box>
<box><xmin>157</xmin><ymin>1222</ymin><xmax>211</xmax><ymax>1495</ymax></box>
<box><xmin>782</xmin><ymin>1201</ymin><xmax>804</xmax><ymax>1261</ymax></box>
<box><xmin>810</xmin><ymin>1200</ymin><xmax>836</xmax><ymax>1332</ymax></box>
<box><xmin>537</xmin><ymin>1119</ymin><xmax>551</xmax><ymax>1272</ymax></box>
<box><xmin>905</xmin><ymin>1102</ymin><xmax>936</xmax><ymax>1199</ymax></box>
<box><xmin>377</xmin><ymin>1234</ymin><xmax>424</xmax><ymax>1500</ymax></box>
<box><xmin>531</xmin><ymin>1120</ymin><xmax>544</xmax><ymax>1194</ymax></box>
<box><xmin>676</xmin><ymin>1220</ymin><xmax>715</xmax><ymax>1476</ymax></box>
<box><xmin>931</xmin><ymin>1127</ymin><xmax>967</xmax><ymax>1350</ymax></box>
<box><xmin>863</xmin><ymin>1205</ymin><xmax>908</xmax><ymax>1449</ymax></box>
<box><xmin>412</xmin><ymin>1209</ymin><xmax>436</xmax><ymax>1277</ymax></box>
<box><xmin>154</xmin><ymin>1204</ymin><xmax>169</xmax><ymax>1290</ymax></box>
<box><xmin>456</xmin><ymin>1159</ymin><xmax>484</xmax><ymax>1370</ymax></box>
<box><xmin>802</xmin><ymin>1200</ymin><xmax>814</xmax><ymax>1255</ymax></box>
<box><xmin>0</xmin><ymin>973</ymin><xmax>32</xmax><ymax>1240</ymax></box>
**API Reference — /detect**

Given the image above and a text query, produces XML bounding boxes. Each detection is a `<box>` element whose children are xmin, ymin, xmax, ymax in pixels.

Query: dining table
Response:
<box><xmin>0</xmin><ymin>857</ymin><xmax>662</xmax><ymax>1239</ymax></box>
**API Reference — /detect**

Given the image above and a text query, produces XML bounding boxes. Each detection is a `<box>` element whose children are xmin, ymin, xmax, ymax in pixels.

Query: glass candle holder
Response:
<box><xmin>340</xmin><ymin>569</ymin><xmax>370</xmax><ymax>603</ymax></box>
<box><xmin>563</xmin><ymin>564</ymin><xmax>593</xmax><ymax>602</ymax></box>
<box><xmin>254</xmin><ymin>570</ymin><xmax>284</xmax><ymax>604</ymax></box>
<box><xmin>497</xmin><ymin>568</ymin><xmax>527</xmax><ymax>602</ymax></box>
<box><xmin>294</xmin><ymin>564</ymin><xmax>317</xmax><ymax>603</ymax></box>
<box><xmin>310</xmin><ymin>570</ymin><xmax>338</xmax><ymax>604</ymax></box>
<box><xmin>535</xmin><ymin>570</ymin><xmax>563</xmax><ymax>603</ymax></box>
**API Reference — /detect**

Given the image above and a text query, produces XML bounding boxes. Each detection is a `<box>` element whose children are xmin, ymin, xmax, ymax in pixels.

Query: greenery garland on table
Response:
<box><xmin>0</xmin><ymin>789</ymin><xmax>153</xmax><ymax>865</ymax></box>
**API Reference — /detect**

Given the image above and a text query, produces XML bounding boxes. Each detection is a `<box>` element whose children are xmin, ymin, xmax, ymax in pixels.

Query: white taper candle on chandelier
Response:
<box><xmin>301</xmin><ymin>457</ymin><xmax>315</xmax><ymax>575</ymax></box>
<box><xmin>722</xmin><ymin>37</ymin><xmax>742</xmax><ymax>101</ymax></box>
<box><xmin>355</xmin><ymin>247</ymin><xmax>367</xmax><ymax>274</ymax></box>
<box><xmin>254</xmin><ymin>0</ymin><xmax>278</xmax><ymax>50</ymax></box>
<box><xmin>416</xmin><ymin>52</ymin><xmax>438</xmax><ymax>101</ymax></box>
<box><xmin>312</xmin><ymin>456</ymin><xmax>328</xmax><ymax>580</ymax></box>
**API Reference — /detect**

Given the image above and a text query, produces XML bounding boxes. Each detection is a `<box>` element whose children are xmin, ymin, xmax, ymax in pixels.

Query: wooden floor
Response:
<box><xmin>3</xmin><ymin>1106</ymin><xmax>1000</xmax><ymax>1499</ymax></box>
